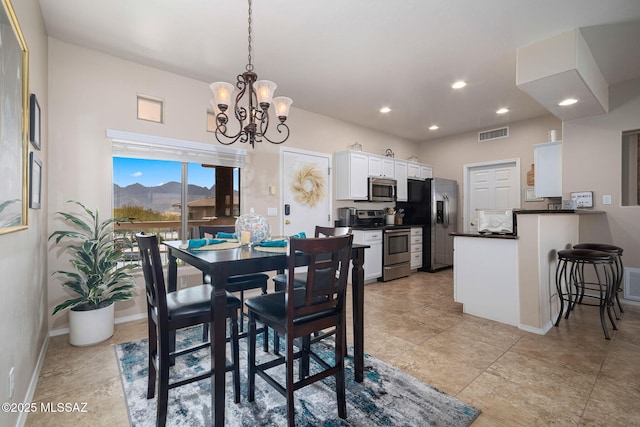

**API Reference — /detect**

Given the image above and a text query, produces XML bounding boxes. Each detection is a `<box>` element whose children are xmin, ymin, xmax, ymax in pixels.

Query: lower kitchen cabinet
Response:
<box><xmin>410</xmin><ymin>227</ymin><xmax>423</xmax><ymax>270</ymax></box>
<box><xmin>352</xmin><ymin>229</ymin><xmax>383</xmax><ymax>282</ymax></box>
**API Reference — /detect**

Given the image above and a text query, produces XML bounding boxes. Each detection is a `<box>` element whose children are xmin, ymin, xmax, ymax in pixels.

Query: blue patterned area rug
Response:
<box><xmin>115</xmin><ymin>326</ymin><xmax>480</xmax><ymax>426</ymax></box>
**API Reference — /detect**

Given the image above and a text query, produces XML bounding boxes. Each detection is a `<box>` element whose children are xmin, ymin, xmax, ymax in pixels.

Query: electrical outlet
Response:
<box><xmin>9</xmin><ymin>367</ymin><xmax>14</xmax><ymax>399</ymax></box>
<box><xmin>180</xmin><ymin>277</ymin><xmax>187</xmax><ymax>288</ymax></box>
<box><xmin>603</xmin><ymin>195</ymin><xmax>612</xmax><ymax>205</ymax></box>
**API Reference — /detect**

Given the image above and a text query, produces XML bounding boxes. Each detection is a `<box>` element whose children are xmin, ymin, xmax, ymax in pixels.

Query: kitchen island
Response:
<box><xmin>452</xmin><ymin>209</ymin><xmax>605</xmax><ymax>334</ymax></box>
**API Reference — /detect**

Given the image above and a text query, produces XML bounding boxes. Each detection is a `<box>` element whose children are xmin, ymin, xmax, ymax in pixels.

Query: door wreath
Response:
<box><xmin>291</xmin><ymin>165</ymin><xmax>326</xmax><ymax>207</ymax></box>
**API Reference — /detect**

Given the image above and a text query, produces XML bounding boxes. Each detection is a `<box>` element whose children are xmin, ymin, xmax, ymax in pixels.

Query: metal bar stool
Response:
<box><xmin>573</xmin><ymin>243</ymin><xmax>624</xmax><ymax>319</ymax></box>
<box><xmin>555</xmin><ymin>249</ymin><xmax>617</xmax><ymax>339</ymax></box>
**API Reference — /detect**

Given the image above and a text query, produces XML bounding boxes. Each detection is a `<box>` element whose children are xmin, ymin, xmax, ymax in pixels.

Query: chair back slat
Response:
<box><xmin>136</xmin><ymin>233</ymin><xmax>169</xmax><ymax>320</ymax></box>
<box><xmin>287</xmin><ymin>235</ymin><xmax>353</xmax><ymax>319</ymax></box>
<box><xmin>315</xmin><ymin>226</ymin><xmax>351</xmax><ymax>238</ymax></box>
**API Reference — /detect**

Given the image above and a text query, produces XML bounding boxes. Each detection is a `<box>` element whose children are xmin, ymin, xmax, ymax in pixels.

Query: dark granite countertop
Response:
<box><xmin>450</xmin><ymin>232</ymin><xmax>518</xmax><ymax>240</ymax></box>
<box><xmin>514</xmin><ymin>209</ymin><xmax>605</xmax><ymax>215</ymax></box>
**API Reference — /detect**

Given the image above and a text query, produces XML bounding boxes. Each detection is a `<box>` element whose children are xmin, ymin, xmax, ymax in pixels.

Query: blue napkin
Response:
<box><xmin>259</xmin><ymin>240</ymin><xmax>287</xmax><ymax>247</ymax></box>
<box><xmin>290</xmin><ymin>232</ymin><xmax>307</xmax><ymax>239</ymax></box>
<box><xmin>187</xmin><ymin>238</ymin><xmax>225</xmax><ymax>249</ymax></box>
<box><xmin>216</xmin><ymin>232</ymin><xmax>237</xmax><ymax>239</ymax></box>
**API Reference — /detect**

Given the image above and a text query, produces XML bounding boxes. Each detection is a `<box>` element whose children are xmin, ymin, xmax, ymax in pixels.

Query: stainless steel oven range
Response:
<box><xmin>382</xmin><ymin>227</ymin><xmax>411</xmax><ymax>281</ymax></box>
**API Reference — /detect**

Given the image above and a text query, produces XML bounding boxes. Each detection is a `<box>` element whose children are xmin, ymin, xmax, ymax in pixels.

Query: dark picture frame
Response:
<box><xmin>29</xmin><ymin>93</ymin><xmax>41</xmax><ymax>150</ymax></box>
<box><xmin>0</xmin><ymin>0</ymin><xmax>29</xmax><ymax>234</ymax></box>
<box><xmin>29</xmin><ymin>152</ymin><xmax>42</xmax><ymax>209</ymax></box>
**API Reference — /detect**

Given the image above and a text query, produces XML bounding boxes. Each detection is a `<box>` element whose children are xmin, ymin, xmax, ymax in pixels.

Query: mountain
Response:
<box><xmin>113</xmin><ymin>182</ymin><xmax>214</xmax><ymax>214</ymax></box>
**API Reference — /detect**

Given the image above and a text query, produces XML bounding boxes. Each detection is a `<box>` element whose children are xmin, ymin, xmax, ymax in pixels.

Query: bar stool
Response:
<box><xmin>555</xmin><ymin>249</ymin><xmax>617</xmax><ymax>339</ymax></box>
<box><xmin>573</xmin><ymin>243</ymin><xmax>624</xmax><ymax>318</ymax></box>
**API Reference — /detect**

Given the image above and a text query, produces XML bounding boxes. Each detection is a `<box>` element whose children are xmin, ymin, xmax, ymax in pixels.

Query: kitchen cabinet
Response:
<box><xmin>420</xmin><ymin>165</ymin><xmax>433</xmax><ymax>179</ymax></box>
<box><xmin>395</xmin><ymin>160</ymin><xmax>408</xmax><ymax>202</ymax></box>
<box><xmin>534</xmin><ymin>141</ymin><xmax>562</xmax><ymax>198</ymax></box>
<box><xmin>407</xmin><ymin>162</ymin><xmax>433</xmax><ymax>180</ymax></box>
<box><xmin>410</xmin><ymin>227</ymin><xmax>423</xmax><ymax>270</ymax></box>
<box><xmin>352</xmin><ymin>229</ymin><xmax>382</xmax><ymax>282</ymax></box>
<box><xmin>368</xmin><ymin>155</ymin><xmax>395</xmax><ymax>178</ymax></box>
<box><xmin>334</xmin><ymin>151</ymin><xmax>369</xmax><ymax>200</ymax></box>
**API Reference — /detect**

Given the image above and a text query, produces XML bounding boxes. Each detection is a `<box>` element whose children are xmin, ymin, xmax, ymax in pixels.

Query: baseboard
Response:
<box><xmin>16</xmin><ymin>335</ymin><xmax>50</xmax><ymax>427</ymax></box>
<box><xmin>49</xmin><ymin>312</ymin><xmax>147</xmax><ymax>337</ymax></box>
<box><xmin>518</xmin><ymin>320</ymin><xmax>553</xmax><ymax>335</ymax></box>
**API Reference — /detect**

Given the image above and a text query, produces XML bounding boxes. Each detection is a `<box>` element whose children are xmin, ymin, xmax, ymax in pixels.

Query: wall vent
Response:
<box><xmin>624</xmin><ymin>267</ymin><xmax>640</xmax><ymax>301</ymax></box>
<box><xmin>478</xmin><ymin>126</ymin><xmax>509</xmax><ymax>142</ymax></box>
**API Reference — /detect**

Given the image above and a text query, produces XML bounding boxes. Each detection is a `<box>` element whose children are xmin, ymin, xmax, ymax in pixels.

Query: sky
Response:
<box><xmin>113</xmin><ymin>157</ymin><xmax>216</xmax><ymax>188</ymax></box>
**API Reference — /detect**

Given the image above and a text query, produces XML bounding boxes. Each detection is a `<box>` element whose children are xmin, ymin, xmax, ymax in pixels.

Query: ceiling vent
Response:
<box><xmin>478</xmin><ymin>126</ymin><xmax>509</xmax><ymax>142</ymax></box>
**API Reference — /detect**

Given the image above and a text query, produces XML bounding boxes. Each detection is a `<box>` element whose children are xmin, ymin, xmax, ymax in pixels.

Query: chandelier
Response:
<box><xmin>209</xmin><ymin>0</ymin><xmax>292</xmax><ymax>149</ymax></box>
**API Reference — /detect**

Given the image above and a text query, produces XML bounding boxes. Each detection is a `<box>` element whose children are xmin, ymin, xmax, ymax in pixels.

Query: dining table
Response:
<box><xmin>164</xmin><ymin>239</ymin><xmax>368</xmax><ymax>426</ymax></box>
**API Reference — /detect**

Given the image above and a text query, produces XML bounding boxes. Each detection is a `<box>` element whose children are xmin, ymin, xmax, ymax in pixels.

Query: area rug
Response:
<box><xmin>115</xmin><ymin>326</ymin><xmax>480</xmax><ymax>426</ymax></box>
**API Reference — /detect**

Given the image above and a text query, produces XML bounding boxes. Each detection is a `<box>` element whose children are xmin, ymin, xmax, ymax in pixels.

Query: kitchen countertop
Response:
<box><xmin>514</xmin><ymin>209</ymin><xmax>606</xmax><ymax>215</ymax></box>
<box><xmin>450</xmin><ymin>232</ymin><xmax>518</xmax><ymax>240</ymax></box>
<box><xmin>352</xmin><ymin>225</ymin><xmax>412</xmax><ymax>231</ymax></box>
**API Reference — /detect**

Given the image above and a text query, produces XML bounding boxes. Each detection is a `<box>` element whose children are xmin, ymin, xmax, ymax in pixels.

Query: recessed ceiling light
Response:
<box><xmin>379</xmin><ymin>107</ymin><xmax>391</xmax><ymax>113</ymax></box>
<box><xmin>496</xmin><ymin>108</ymin><xmax>509</xmax><ymax>114</ymax></box>
<box><xmin>429</xmin><ymin>125</ymin><xmax>439</xmax><ymax>130</ymax></box>
<box><xmin>451</xmin><ymin>81</ymin><xmax>467</xmax><ymax>89</ymax></box>
<box><xmin>558</xmin><ymin>98</ymin><xmax>578</xmax><ymax>106</ymax></box>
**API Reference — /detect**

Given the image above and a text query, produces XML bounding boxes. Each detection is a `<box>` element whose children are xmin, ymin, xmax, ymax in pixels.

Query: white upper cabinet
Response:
<box><xmin>368</xmin><ymin>155</ymin><xmax>395</xmax><ymax>178</ymax></box>
<box><xmin>395</xmin><ymin>160</ymin><xmax>408</xmax><ymax>202</ymax></box>
<box><xmin>420</xmin><ymin>165</ymin><xmax>433</xmax><ymax>179</ymax></box>
<box><xmin>334</xmin><ymin>151</ymin><xmax>369</xmax><ymax>200</ymax></box>
<box><xmin>408</xmin><ymin>162</ymin><xmax>433</xmax><ymax>180</ymax></box>
<box><xmin>534</xmin><ymin>141</ymin><xmax>562</xmax><ymax>198</ymax></box>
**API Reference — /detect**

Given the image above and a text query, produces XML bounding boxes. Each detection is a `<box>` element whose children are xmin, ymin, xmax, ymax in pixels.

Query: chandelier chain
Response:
<box><xmin>246</xmin><ymin>0</ymin><xmax>253</xmax><ymax>71</ymax></box>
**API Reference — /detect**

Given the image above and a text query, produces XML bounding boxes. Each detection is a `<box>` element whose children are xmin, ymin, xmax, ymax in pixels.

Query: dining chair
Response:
<box><xmin>197</xmin><ymin>225</ymin><xmax>270</xmax><ymax>351</ymax></box>
<box><xmin>246</xmin><ymin>234</ymin><xmax>354</xmax><ymax>426</ymax></box>
<box><xmin>136</xmin><ymin>232</ymin><xmax>242</xmax><ymax>427</ymax></box>
<box><xmin>271</xmin><ymin>226</ymin><xmax>351</xmax><ymax>352</ymax></box>
<box><xmin>271</xmin><ymin>226</ymin><xmax>351</xmax><ymax>291</ymax></box>
<box><xmin>197</xmin><ymin>226</ymin><xmax>269</xmax><ymax>327</ymax></box>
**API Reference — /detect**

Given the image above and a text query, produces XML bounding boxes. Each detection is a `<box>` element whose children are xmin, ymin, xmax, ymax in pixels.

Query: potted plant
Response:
<box><xmin>49</xmin><ymin>200</ymin><xmax>137</xmax><ymax>346</ymax></box>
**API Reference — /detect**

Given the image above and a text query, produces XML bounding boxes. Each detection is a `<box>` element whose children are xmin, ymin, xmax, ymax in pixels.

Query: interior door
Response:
<box><xmin>466</xmin><ymin>161</ymin><xmax>520</xmax><ymax>232</ymax></box>
<box><xmin>281</xmin><ymin>148</ymin><xmax>332</xmax><ymax>237</ymax></box>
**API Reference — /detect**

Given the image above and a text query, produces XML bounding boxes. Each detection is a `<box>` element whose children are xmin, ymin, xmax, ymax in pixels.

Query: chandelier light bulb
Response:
<box><xmin>255</xmin><ymin>80</ymin><xmax>277</xmax><ymax>106</ymax></box>
<box><xmin>273</xmin><ymin>97</ymin><xmax>293</xmax><ymax>120</ymax></box>
<box><xmin>209</xmin><ymin>82</ymin><xmax>234</xmax><ymax>109</ymax></box>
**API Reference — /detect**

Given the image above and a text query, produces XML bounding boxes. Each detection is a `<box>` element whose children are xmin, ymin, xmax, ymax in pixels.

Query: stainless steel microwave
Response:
<box><xmin>368</xmin><ymin>177</ymin><xmax>397</xmax><ymax>202</ymax></box>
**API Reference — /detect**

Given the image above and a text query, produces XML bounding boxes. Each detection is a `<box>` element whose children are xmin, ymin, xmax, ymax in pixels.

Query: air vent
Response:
<box><xmin>624</xmin><ymin>268</ymin><xmax>640</xmax><ymax>301</ymax></box>
<box><xmin>478</xmin><ymin>126</ymin><xmax>509</xmax><ymax>142</ymax></box>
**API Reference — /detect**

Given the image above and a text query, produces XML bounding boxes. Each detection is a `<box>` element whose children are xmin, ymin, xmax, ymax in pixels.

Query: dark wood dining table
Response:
<box><xmin>165</xmin><ymin>240</ymin><xmax>368</xmax><ymax>426</ymax></box>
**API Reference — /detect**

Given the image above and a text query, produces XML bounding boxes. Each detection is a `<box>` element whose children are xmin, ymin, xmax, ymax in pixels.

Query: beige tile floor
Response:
<box><xmin>26</xmin><ymin>270</ymin><xmax>640</xmax><ymax>426</ymax></box>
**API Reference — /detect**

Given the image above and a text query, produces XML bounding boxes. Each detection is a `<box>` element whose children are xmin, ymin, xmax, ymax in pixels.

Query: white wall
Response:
<box><xmin>47</xmin><ymin>39</ymin><xmax>418</xmax><ymax>331</ymax></box>
<box><xmin>417</xmin><ymin>114</ymin><xmax>563</xmax><ymax>228</ymax></box>
<box><xmin>0</xmin><ymin>1</ymin><xmax>48</xmax><ymax>426</ymax></box>
<box><xmin>563</xmin><ymin>78</ymin><xmax>640</xmax><ymax>269</ymax></box>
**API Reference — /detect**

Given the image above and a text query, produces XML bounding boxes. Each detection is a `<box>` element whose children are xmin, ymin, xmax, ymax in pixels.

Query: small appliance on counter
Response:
<box><xmin>477</xmin><ymin>209</ymin><xmax>514</xmax><ymax>234</ymax></box>
<box><xmin>337</xmin><ymin>207</ymin><xmax>357</xmax><ymax>227</ymax></box>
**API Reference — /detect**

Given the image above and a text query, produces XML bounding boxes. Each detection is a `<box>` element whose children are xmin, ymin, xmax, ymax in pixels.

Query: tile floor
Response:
<box><xmin>26</xmin><ymin>270</ymin><xmax>640</xmax><ymax>426</ymax></box>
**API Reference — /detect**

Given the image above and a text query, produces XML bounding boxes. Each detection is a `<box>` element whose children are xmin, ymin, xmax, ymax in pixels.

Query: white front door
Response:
<box><xmin>281</xmin><ymin>148</ymin><xmax>332</xmax><ymax>237</ymax></box>
<box><xmin>464</xmin><ymin>159</ymin><xmax>520</xmax><ymax>232</ymax></box>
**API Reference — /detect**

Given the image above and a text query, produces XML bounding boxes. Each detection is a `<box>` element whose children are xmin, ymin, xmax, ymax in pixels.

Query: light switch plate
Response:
<box><xmin>603</xmin><ymin>195</ymin><xmax>612</xmax><ymax>205</ymax></box>
<box><xmin>267</xmin><ymin>207</ymin><xmax>277</xmax><ymax>216</ymax></box>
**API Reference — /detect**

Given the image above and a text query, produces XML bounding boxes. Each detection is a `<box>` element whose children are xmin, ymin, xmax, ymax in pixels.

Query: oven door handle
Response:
<box><xmin>383</xmin><ymin>228</ymin><xmax>410</xmax><ymax>235</ymax></box>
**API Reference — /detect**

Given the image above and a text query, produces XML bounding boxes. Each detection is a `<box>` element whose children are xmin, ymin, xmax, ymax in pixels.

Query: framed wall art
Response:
<box><xmin>30</xmin><ymin>93</ymin><xmax>41</xmax><ymax>150</ymax></box>
<box><xmin>29</xmin><ymin>152</ymin><xmax>42</xmax><ymax>209</ymax></box>
<box><xmin>0</xmin><ymin>0</ymin><xmax>30</xmax><ymax>234</ymax></box>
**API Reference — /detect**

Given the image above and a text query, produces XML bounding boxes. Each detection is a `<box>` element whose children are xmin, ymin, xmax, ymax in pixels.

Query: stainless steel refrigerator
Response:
<box><xmin>398</xmin><ymin>177</ymin><xmax>458</xmax><ymax>272</ymax></box>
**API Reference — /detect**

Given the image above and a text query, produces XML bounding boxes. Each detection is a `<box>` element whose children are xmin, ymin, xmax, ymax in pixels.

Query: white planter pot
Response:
<box><xmin>68</xmin><ymin>302</ymin><xmax>115</xmax><ymax>346</ymax></box>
